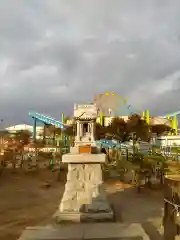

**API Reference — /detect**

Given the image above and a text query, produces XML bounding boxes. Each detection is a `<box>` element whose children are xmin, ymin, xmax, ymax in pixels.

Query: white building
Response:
<box><xmin>96</xmin><ymin>116</ymin><xmax>129</xmax><ymax>126</ymax></box>
<box><xmin>5</xmin><ymin>124</ymin><xmax>44</xmax><ymax>138</ymax></box>
<box><xmin>156</xmin><ymin>135</ymin><xmax>180</xmax><ymax>147</ymax></box>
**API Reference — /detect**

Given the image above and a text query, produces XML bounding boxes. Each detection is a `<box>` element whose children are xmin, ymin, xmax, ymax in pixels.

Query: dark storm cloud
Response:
<box><xmin>0</xmin><ymin>0</ymin><xmax>180</xmax><ymax>124</ymax></box>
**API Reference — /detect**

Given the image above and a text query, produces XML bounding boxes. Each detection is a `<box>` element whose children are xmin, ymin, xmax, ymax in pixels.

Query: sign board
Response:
<box><xmin>24</xmin><ymin>147</ymin><xmax>59</xmax><ymax>153</ymax></box>
<box><xmin>74</xmin><ymin>104</ymin><xmax>97</xmax><ymax>119</ymax></box>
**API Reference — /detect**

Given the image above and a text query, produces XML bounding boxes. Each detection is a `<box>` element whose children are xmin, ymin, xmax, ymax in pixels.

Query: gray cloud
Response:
<box><xmin>0</xmin><ymin>0</ymin><xmax>180</xmax><ymax>125</ymax></box>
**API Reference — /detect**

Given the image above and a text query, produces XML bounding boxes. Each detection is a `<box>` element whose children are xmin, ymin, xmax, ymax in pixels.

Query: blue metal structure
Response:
<box><xmin>160</xmin><ymin>110</ymin><xmax>180</xmax><ymax>118</ymax></box>
<box><xmin>96</xmin><ymin>139</ymin><xmax>118</xmax><ymax>148</ymax></box>
<box><xmin>96</xmin><ymin>139</ymin><xmax>133</xmax><ymax>153</ymax></box>
<box><xmin>29</xmin><ymin>111</ymin><xmax>69</xmax><ymax>140</ymax></box>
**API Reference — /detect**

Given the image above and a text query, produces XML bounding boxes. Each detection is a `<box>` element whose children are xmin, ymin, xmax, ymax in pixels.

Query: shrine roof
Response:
<box><xmin>74</xmin><ymin>117</ymin><xmax>96</xmax><ymax>121</ymax></box>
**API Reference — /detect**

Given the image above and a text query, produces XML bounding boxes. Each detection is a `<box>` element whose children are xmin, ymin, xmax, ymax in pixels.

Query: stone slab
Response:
<box><xmin>18</xmin><ymin>223</ymin><xmax>149</xmax><ymax>240</ymax></box>
<box><xmin>62</xmin><ymin>153</ymin><xmax>106</xmax><ymax>163</ymax></box>
<box><xmin>83</xmin><ymin>223</ymin><xmax>149</xmax><ymax>240</ymax></box>
<box><xmin>74</xmin><ymin>141</ymin><xmax>97</xmax><ymax>147</ymax></box>
<box><xmin>18</xmin><ymin>224</ymin><xmax>83</xmax><ymax>240</ymax></box>
<box><xmin>53</xmin><ymin>210</ymin><xmax>114</xmax><ymax>223</ymax></box>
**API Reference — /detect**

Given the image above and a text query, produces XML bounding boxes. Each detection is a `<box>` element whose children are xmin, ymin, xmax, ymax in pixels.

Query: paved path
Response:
<box><xmin>106</xmin><ymin>182</ymin><xmax>163</xmax><ymax>240</ymax></box>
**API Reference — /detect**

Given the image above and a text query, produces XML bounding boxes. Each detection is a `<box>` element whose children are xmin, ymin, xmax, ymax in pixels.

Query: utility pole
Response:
<box><xmin>132</xmin><ymin>132</ymin><xmax>136</xmax><ymax>185</ymax></box>
<box><xmin>0</xmin><ymin>119</ymin><xmax>4</xmax><ymax>153</ymax></box>
<box><xmin>132</xmin><ymin>132</ymin><xmax>136</xmax><ymax>161</ymax></box>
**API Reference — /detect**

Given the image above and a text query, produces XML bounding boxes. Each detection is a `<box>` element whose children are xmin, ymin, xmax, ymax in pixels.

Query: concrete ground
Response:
<box><xmin>106</xmin><ymin>180</ymin><xmax>163</xmax><ymax>240</ymax></box>
<box><xmin>0</xmin><ymin>169</ymin><xmax>163</xmax><ymax>240</ymax></box>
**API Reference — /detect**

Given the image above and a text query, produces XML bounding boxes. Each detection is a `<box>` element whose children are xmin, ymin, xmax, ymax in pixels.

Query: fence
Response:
<box><xmin>160</xmin><ymin>146</ymin><xmax>180</xmax><ymax>160</ymax></box>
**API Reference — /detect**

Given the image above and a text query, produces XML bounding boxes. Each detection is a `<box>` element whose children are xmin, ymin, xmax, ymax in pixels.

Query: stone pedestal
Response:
<box><xmin>54</xmin><ymin>154</ymin><xmax>113</xmax><ymax>222</ymax></box>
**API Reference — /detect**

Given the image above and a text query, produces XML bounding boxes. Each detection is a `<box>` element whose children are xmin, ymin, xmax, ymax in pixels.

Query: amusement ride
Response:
<box><xmin>28</xmin><ymin>92</ymin><xmax>180</xmax><ymax>151</ymax></box>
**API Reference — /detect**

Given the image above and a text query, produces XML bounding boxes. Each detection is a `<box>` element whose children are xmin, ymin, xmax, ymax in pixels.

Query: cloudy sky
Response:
<box><xmin>0</xmin><ymin>0</ymin><xmax>180</xmax><ymax>126</ymax></box>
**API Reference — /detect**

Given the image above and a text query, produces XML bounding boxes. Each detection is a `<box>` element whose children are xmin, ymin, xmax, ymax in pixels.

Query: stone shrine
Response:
<box><xmin>74</xmin><ymin>104</ymin><xmax>96</xmax><ymax>145</ymax></box>
<box><xmin>54</xmin><ymin>103</ymin><xmax>114</xmax><ymax>222</ymax></box>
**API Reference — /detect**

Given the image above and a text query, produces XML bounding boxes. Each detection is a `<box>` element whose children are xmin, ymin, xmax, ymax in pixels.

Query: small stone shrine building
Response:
<box><xmin>54</xmin><ymin>103</ymin><xmax>113</xmax><ymax>222</ymax></box>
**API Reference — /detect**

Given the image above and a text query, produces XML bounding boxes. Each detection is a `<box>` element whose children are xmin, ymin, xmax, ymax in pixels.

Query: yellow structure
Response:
<box><xmin>100</xmin><ymin>112</ymin><xmax>104</xmax><ymax>126</ymax></box>
<box><xmin>146</xmin><ymin>109</ymin><xmax>150</xmax><ymax>124</ymax></box>
<box><xmin>172</xmin><ymin>114</ymin><xmax>178</xmax><ymax>135</ymax></box>
<box><xmin>141</xmin><ymin>111</ymin><xmax>145</xmax><ymax>120</ymax></box>
<box><xmin>141</xmin><ymin>110</ymin><xmax>178</xmax><ymax>135</ymax></box>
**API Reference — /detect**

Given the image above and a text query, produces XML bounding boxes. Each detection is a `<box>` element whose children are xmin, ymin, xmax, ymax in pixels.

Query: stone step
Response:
<box><xmin>18</xmin><ymin>223</ymin><xmax>149</xmax><ymax>240</ymax></box>
<box><xmin>53</xmin><ymin>211</ymin><xmax>114</xmax><ymax>223</ymax></box>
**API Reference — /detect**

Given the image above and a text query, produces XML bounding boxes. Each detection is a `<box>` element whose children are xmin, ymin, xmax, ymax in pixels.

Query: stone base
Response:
<box><xmin>56</xmin><ymin>163</ymin><xmax>113</xmax><ymax>223</ymax></box>
<box><xmin>53</xmin><ymin>210</ymin><xmax>114</xmax><ymax>223</ymax></box>
<box><xmin>18</xmin><ymin>223</ymin><xmax>150</xmax><ymax>240</ymax></box>
<box><xmin>62</xmin><ymin>153</ymin><xmax>106</xmax><ymax>163</ymax></box>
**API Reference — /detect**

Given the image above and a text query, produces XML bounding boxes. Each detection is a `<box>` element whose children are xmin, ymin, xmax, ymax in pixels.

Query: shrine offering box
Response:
<box><xmin>79</xmin><ymin>145</ymin><xmax>91</xmax><ymax>154</ymax></box>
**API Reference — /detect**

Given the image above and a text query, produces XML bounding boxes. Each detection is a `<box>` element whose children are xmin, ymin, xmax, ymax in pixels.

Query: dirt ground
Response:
<box><xmin>0</xmin><ymin>169</ymin><xmax>163</xmax><ymax>240</ymax></box>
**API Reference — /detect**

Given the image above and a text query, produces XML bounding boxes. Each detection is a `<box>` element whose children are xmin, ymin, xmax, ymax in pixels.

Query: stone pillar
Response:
<box><xmin>88</xmin><ymin>123</ymin><xmax>91</xmax><ymax>134</ymax></box>
<box><xmin>55</xmin><ymin>162</ymin><xmax>113</xmax><ymax>222</ymax></box>
<box><xmin>91</xmin><ymin>122</ymin><xmax>95</xmax><ymax>141</ymax></box>
<box><xmin>76</xmin><ymin>121</ymin><xmax>80</xmax><ymax>141</ymax></box>
<box><xmin>79</xmin><ymin>122</ymin><xmax>83</xmax><ymax>137</ymax></box>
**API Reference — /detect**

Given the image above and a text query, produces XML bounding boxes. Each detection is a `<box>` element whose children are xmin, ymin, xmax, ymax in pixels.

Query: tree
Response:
<box><xmin>1</xmin><ymin>130</ymin><xmax>31</xmax><ymax>171</ymax></box>
<box><xmin>107</xmin><ymin>117</ymin><xmax>128</xmax><ymax>141</ymax></box>
<box><xmin>95</xmin><ymin>123</ymin><xmax>108</xmax><ymax>140</ymax></box>
<box><xmin>13</xmin><ymin>130</ymin><xmax>31</xmax><ymax>145</ymax></box>
<box><xmin>0</xmin><ymin>130</ymin><xmax>10</xmax><ymax>176</ymax></box>
<box><xmin>10</xmin><ymin>130</ymin><xmax>31</xmax><ymax>169</ymax></box>
<box><xmin>126</xmin><ymin>114</ymin><xmax>150</xmax><ymax>142</ymax></box>
<box><xmin>125</xmin><ymin>115</ymin><xmax>166</xmax><ymax>190</ymax></box>
<box><xmin>29</xmin><ymin>139</ymin><xmax>45</xmax><ymax>167</ymax></box>
<box><xmin>0</xmin><ymin>130</ymin><xmax>10</xmax><ymax>151</ymax></box>
<box><xmin>64</xmin><ymin>124</ymin><xmax>75</xmax><ymax>137</ymax></box>
<box><xmin>44</xmin><ymin>125</ymin><xmax>62</xmax><ymax>145</ymax></box>
<box><xmin>105</xmin><ymin>114</ymin><xmax>167</xmax><ymax>191</ymax></box>
<box><xmin>151</xmin><ymin>124</ymin><xmax>171</xmax><ymax>136</ymax></box>
<box><xmin>103</xmin><ymin>115</ymin><xmax>151</xmax><ymax>142</ymax></box>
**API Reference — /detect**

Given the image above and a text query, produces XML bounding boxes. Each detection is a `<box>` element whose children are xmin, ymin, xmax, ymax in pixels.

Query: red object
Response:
<box><xmin>79</xmin><ymin>145</ymin><xmax>91</xmax><ymax>154</ymax></box>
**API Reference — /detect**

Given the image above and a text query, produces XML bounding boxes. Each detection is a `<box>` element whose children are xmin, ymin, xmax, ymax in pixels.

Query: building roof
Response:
<box><xmin>6</xmin><ymin>124</ymin><xmax>43</xmax><ymax>131</ymax></box>
<box><xmin>75</xmin><ymin>117</ymin><xmax>96</xmax><ymax>121</ymax></box>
